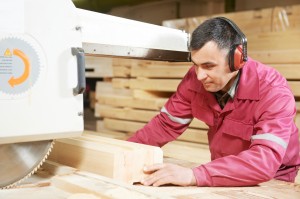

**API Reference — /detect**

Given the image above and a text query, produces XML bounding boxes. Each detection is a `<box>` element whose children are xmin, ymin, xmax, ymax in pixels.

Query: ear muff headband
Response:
<box><xmin>216</xmin><ymin>17</ymin><xmax>248</xmax><ymax>71</ymax></box>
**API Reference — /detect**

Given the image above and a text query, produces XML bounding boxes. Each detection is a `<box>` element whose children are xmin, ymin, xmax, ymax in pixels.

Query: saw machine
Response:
<box><xmin>0</xmin><ymin>0</ymin><xmax>189</xmax><ymax>189</ymax></box>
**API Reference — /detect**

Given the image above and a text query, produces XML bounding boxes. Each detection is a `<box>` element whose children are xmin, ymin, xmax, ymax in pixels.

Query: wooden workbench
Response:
<box><xmin>1</xmin><ymin>158</ymin><xmax>299</xmax><ymax>199</ymax></box>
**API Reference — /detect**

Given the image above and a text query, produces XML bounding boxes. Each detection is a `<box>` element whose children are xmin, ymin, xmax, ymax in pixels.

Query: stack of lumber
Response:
<box><xmin>163</xmin><ymin>4</ymin><xmax>300</xmax><ymax>35</ymax></box>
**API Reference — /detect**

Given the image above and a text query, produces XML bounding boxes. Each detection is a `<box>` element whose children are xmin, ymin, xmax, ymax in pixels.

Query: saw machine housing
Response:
<box><xmin>0</xmin><ymin>0</ymin><xmax>189</xmax><ymax>144</ymax></box>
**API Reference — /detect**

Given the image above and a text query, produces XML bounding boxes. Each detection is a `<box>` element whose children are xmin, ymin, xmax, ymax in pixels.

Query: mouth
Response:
<box><xmin>202</xmin><ymin>81</ymin><xmax>212</xmax><ymax>85</ymax></box>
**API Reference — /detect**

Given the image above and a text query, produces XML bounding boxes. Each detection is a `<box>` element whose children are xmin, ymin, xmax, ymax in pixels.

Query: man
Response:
<box><xmin>127</xmin><ymin>17</ymin><xmax>300</xmax><ymax>187</ymax></box>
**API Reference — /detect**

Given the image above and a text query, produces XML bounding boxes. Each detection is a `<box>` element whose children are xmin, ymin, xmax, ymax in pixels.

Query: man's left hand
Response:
<box><xmin>141</xmin><ymin>163</ymin><xmax>196</xmax><ymax>187</ymax></box>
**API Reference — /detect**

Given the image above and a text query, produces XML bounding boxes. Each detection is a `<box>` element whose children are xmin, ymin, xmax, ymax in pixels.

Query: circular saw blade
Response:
<box><xmin>0</xmin><ymin>140</ymin><xmax>54</xmax><ymax>189</ymax></box>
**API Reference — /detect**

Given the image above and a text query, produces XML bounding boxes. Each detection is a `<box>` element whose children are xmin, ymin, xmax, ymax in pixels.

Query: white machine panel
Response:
<box><xmin>0</xmin><ymin>0</ymin><xmax>83</xmax><ymax>144</ymax></box>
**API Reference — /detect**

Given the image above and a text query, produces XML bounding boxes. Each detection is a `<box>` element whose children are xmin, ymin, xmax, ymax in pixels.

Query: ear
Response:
<box><xmin>233</xmin><ymin>45</ymin><xmax>245</xmax><ymax>70</ymax></box>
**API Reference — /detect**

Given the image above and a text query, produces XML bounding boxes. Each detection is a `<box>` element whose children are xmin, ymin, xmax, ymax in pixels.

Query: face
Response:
<box><xmin>191</xmin><ymin>41</ymin><xmax>238</xmax><ymax>93</ymax></box>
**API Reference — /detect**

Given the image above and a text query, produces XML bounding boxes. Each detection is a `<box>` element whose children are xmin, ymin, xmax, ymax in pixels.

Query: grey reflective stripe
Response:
<box><xmin>251</xmin><ymin>133</ymin><xmax>287</xmax><ymax>149</ymax></box>
<box><xmin>161</xmin><ymin>106</ymin><xmax>192</xmax><ymax>124</ymax></box>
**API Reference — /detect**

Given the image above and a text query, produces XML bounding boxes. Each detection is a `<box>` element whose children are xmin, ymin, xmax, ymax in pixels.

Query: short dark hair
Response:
<box><xmin>190</xmin><ymin>17</ymin><xmax>241</xmax><ymax>52</ymax></box>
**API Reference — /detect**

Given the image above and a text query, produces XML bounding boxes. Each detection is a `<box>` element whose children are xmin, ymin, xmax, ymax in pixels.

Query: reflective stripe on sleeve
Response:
<box><xmin>251</xmin><ymin>133</ymin><xmax>287</xmax><ymax>149</ymax></box>
<box><xmin>161</xmin><ymin>106</ymin><xmax>192</xmax><ymax>125</ymax></box>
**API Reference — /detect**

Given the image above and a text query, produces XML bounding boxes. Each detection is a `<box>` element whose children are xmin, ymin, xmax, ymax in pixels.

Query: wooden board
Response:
<box><xmin>1</xmin><ymin>158</ymin><xmax>299</xmax><ymax>198</ymax></box>
<box><xmin>85</xmin><ymin>56</ymin><xmax>113</xmax><ymax>78</ymax></box>
<box><xmin>103</xmin><ymin>118</ymin><xmax>208</xmax><ymax>144</ymax></box>
<box><xmin>162</xmin><ymin>4</ymin><xmax>300</xmax><ymax>35</ymax></box>
<box><xmin>49</xmin><ymin>135</ymin><xmax>163</xmax><ymax>184</ymax></box>
<box><xmin>162</xmin><ymin>141</ymin><xmax>211</xmax><ymax>164</ymax></box>
<box><xmin>96</xmin><ymin>94</ymin><xmax>166</xmax><ymax>111</ymax></box>
<box><xmin>96</xmin><ymin>104</ymin><xmax>208</xmax><ymax>130</ymax></box>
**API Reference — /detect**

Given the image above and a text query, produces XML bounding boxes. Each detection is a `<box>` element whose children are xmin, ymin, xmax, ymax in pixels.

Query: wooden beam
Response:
<box><xmin>248</xmin><ymin>49</ymin><xmax>300</xmax><ymax>64</ymax></box>
<box><xmin>49</xmin><ymin>135</ymin><xmax>163</xmax><ymax>184</ymax></box>
<box><xmin>85</xmin><ymin>56</ymin><xmax>113</xmax><ymax>78</ymax></box>
<box><xmin>162</xmin><ymin>141</ymin><xmax>211</xmax><ymax>164</ymax></box>
<box><xmin>288</xmin><ymin>81</ymin><xmax>300</xmax><ymax>97</ymax></box>
<box><xmin>96</xmin><ymin>104</ymin><xmax>208</xmax><ymax>129</ymax></box>
<box><xmin>96</xmin><ymin>95</ymin><xmax>166</xmax><ymax>111</ymax></box>
<box><xmin>131</xmin><ymin>62</ymin><xmax>190</xmax><ymax>78</ymax></box>
<box><xmin>270</xmin><ymin>64</ymin><xmax>300</xmax><ymax>80</ymax></box>
<box><xmin>130</xmin><ymin>78</ymin><xmax>180</xmax><ymax>92</ymax></box>
<box><xmin>103</xmin><ymin>118</ymin><xmax>208</xmax><ymax>144</ymax></box>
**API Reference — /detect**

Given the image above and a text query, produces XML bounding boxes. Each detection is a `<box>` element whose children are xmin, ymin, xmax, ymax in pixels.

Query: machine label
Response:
<box><xmin>0</xmin><ymin>37</ymin><xmax>41</xmax><ymax>95</ymax></box>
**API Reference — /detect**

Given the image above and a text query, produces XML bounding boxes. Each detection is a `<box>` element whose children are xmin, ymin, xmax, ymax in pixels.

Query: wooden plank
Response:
<box><xmin>131</xmin><ymin>62</ymin><xmax>190</xmax><ymax>78</ymax></box>
<box><xmin>296</xmin><ymin>102</ymin><xmax>300</xmax><ymax>111</ymax></box>
<box><xmin>132</xmin><ymin>89</ymin><xmax>172</xmax><ymax>99</ymax></box>
<box><xmin>271</xmin><ymin>64</ymin><xmax>300</xmax><ymax>80</ymax></box>
<box><xmin>95</xmin><ymin>81</ymin><xmax>132</xmax><ymax>98</ymax></box>
<box><xmin>85</xmin><ymin>56</ymin><xmax>113</xmax><ymax>78</ymax></box>
<box><xmin>112</xmin><ymin>66</ymin><xmax>131</xmax><ymax>77</ymax></box>
<box><xmin>130</xmin><ymin>78</ymin><xmax>180</xmax><ymax>92</ymax></box>
<box><xmin>112</xmin><ymin>78</ymin><xmax>130</xmax><ymax>89</ymax></box>
<box><xmin>2</xmin><ymin>159</ymin><xmax>300</xmax><ymax>198</ymax></box>
<box><xmin>295</xmin><ymin>113</ymin><xmax>300</xmax><ymax>133</ymax></box>
<box><xmin>84</xmin><ymin>129</ymin><xmax>128</xmax><ymax>140</ymax></box>
<box><xmin>96</xmin><ymin>104</ymin><xmax>159</xmax><ymax>122</ymax></box>
<box><xmin>249</xmin><ymin>49</ymin><xmax>300</xmax><ymax>64</ymax></box>
<box><xmin>96</xmin><ymin>104</ymin><xmax>208</xmax><ymax>129</ymax></box>
<box><xmin>52</xmin><ymin>173</ymin><xmax>172</xmax><ymax>199</ymax></box>
<box><xmin>248</xmin><ymin>30</ymin><xmax>300</xmax><ymax>51</ymax></box>
<box><xmin>97</xmin><ymin>95</ymin><xmax>166</xmax><ymax>110</ymax></box>
<box><xmin>162</xmin><ymin>141</ymin><xmax>211</xmax><ymax>164</ymax></box>
<box><xmin>163</xmin><ymin>4</ymin><xmax>300</xmax><ymax>35</ymax></box>
<box><xmin>288</xmin><ymin>81</ymin><xmax>300</xmax><ymax>97</ymax></box>
<box><xmin>49</xmin><ymin>135</ymin><xmax>163</xmax><ymax>184</ymax></box>
<box><xmin>104</xmin><ymin>118</ymin><xmax>208</xmax><ymax>144</ymax></box>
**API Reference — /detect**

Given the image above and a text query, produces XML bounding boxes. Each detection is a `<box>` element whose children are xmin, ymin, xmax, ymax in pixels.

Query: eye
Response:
<box><xmin>203</xmin><ymin>64</ymin><xmax>214</xmax><ymax>69</ymax></box>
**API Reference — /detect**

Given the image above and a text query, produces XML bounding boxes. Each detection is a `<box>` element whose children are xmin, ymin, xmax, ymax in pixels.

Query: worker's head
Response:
<box><xmin>190</xmin><ymin>17</ymin><xmax>245</xmax><ymax>93</ymax></box>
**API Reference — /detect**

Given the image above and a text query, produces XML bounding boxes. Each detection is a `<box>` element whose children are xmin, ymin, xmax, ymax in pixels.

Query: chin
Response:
<box><xmin>204</xmin><ymin>87</ymin><xmax>218</xmax><ymax>93</ymax></box>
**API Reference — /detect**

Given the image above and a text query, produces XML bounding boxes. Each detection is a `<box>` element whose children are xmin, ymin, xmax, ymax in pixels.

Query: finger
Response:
<box><xmin>141</xmin><ymin>170</ymin><xmax>170</xmax><ymax>186</ymax></box>
<box><xmin>143</xmin><ymin>163</ymin><xmax>165</xmax><ymax>173</ymax></box>
<box><xmin>152</xmin><ymin>175</ymin><xmax>173</xmax><ymax>187</ymax></box>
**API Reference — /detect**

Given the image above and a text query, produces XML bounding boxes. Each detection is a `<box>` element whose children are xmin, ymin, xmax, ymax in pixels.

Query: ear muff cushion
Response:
<box><xmin>234</xmin><ymin>45</ymin><xmax>244</xmax><ymax>70</ymax></box>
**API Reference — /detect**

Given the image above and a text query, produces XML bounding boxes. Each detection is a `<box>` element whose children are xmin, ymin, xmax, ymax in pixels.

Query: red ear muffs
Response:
<box><xmin>234</xmin><ymin>45</ymin><xmax>245</xmax><ymax>70</ymax></box>
<box><xmin>229</xmin><ymin>44</ymin><xmax>245</xmax><ymax>72</ymax></box>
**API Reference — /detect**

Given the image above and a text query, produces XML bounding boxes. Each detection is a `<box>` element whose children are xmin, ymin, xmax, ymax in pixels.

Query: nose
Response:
<box><xmin>195</xmin><ymin>67</ymin><xmax>207</xmax><ymax>81</ymax></box>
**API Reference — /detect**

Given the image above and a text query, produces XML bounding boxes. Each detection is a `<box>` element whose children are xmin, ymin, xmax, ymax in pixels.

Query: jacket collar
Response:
<box><xmin>236</xmin><ymin>57</ymin><xmax>260</xmax><ymax>100</ymax></box>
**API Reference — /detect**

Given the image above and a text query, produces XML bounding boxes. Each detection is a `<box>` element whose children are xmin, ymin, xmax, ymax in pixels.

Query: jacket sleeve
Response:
<box><xmin>127</xmin><ymin>67</ymin><xmax>195</xmax><ymax>147</ymax></box>
<box><xmin>193</xmin><ymin>86</ymin><xmax>298</xmax><ymax>186</ymax></box>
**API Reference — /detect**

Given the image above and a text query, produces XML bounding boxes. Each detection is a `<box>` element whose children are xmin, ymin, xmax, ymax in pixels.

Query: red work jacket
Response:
<box><xmin>128</xmin><ymin>58</ymin><xmax>300</xmax><ymax>186</ymax></box>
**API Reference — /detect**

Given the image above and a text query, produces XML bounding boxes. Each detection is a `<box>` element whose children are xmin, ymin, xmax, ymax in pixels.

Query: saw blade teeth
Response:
<box><xmin>1</xmin><ymin>140</ymin><xmax>55</xmax><ymax>190</ymax></box>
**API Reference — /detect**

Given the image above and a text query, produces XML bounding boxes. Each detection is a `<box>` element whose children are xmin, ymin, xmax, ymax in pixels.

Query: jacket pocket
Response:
<box><xmin>221</xmin><ymin>119</ymin><xmax>253</xmax><ymax>156</ymax></box>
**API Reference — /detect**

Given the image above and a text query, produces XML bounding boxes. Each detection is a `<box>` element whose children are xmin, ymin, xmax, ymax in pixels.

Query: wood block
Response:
<box><xmin>85</xmin><ymin>56</ymin><xmax>113</xmax><ymax>78</ymax></box>
<box><xmin>130</xmin><ymin>78</ymin><xmax>180</xmax><ymax>92</ymax></box>
<box><xmin>132</xmin><ymin>90</ymin><xmax>172</xmax><ymax>99</ymax></box>
<box><xmin>131</xmin><ymin>62</ymin><xmax>190</xmax><ymax>78</ymax></box>
<box><xmin>85</xmin><ymin>129</ymin><xmax>128</xmax><ymax>140</ymax></box>
<box><xmin>271</xmin><ymin>64</ymin><xmax>300</xmax><ymax>80</ymax></box>
<box><xmin>288</xmin><ymin>81</ymin><xmax>300</xmax><ymax>97</ymax></box>
<box><xmin>248</xmin><ymin>49</ymin><xmax>300</xmax><ymax>64</ymax></box>
<box><xmin>112</xmin><ymin>66</ymin><xmax>131</xmax><ymax>77</ymax></box>
<box><xmin>112</xmin><ymin>78</ymin><xmax>130</xmax><ymax>89</ymax></box>
<box><xmin>295</xmin><ymin>113</ymin><xmax>300</xmax><ymax>133</ymax></box>
<box><xmin>97</xmin><ymin>95</ymin><xmax>166</xmax><ymax>110</ymax></box>
<box><xmin>49</xmin><ymin>135</ymin><xmax>163</xmax><ymax>184</ymax></box>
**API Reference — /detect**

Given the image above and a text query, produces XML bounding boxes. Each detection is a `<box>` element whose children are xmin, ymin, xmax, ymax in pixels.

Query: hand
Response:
<box><xmin>141</xmin><ymin>163</ymin><xmax>196</xmax><ymax>187</ymax></box>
